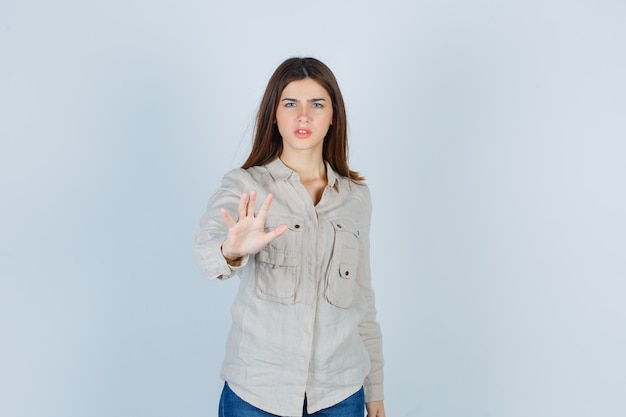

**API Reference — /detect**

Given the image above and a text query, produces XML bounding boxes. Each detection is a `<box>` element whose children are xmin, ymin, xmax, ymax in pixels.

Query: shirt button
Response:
<box><xmin>344</xmin><ymin>271</ymin><xmax>350</xmax><ymax>276</ymax></box>
<box><xmin>294</xmin><ymin>224</ymin><xmax>301</xmax><ymax>229</ymax></box>
<box><xmin>337</xmin><ymin>224</ymin><xmax>342</xmax><ymax>229</ymax></box>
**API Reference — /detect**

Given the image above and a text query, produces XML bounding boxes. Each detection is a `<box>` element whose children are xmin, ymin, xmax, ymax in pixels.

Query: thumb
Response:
<box><xmin>272</xmin><ymin>224</ymin><xmax>288</xmax><ymax>237</ymax></box>
<box><xmin>260</xmin><ymin>224</ymin><xmax>288</xmax><ymax>248</ymax></box>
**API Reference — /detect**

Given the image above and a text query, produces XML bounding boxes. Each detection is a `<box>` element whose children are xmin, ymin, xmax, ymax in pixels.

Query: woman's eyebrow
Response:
<box><xmin>281</xmin><ymin>98</ymin><xmax>328</xmax><ymax>102</ymax></box>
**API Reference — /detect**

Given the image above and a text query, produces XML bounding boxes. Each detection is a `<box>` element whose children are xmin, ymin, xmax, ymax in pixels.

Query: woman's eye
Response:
<box><xmin>285</xmin><ymin>102</ymin><xmax>296</xmax><ymax>107</ymax></box>
<box><xmin>312</xmin><ymin>103</ymin><xmax>323</xmax><ymax>109</ymax></box>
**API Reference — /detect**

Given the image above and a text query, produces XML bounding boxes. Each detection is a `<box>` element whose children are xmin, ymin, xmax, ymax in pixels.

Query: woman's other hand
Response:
<box><xmin>366</xmin><ymin>400</ymin><xmax>386</xmax><ymax>417</ymax></box>
<box><xmin>220</xmin><ymin>191</ymin><xmax>287</xmax><ymax>261</ymax></box>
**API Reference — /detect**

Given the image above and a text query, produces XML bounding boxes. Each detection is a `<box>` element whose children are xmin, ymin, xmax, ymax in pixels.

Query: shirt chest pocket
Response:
<box><xmin>254</xmin><ymin>214</ymin><xmax>304</xmax><ymax>304</ymax></box>
<box><xmin>325</xmin><ymin>219</ymin><xmax>360</xmax><ymax>308</ymax></box>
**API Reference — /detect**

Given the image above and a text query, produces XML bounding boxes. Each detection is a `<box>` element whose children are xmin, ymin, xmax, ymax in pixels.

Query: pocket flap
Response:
<box><xmin>338</xmin><ymin>263</ymin><xmax>355</xmax><ymax>279</ymax></box>
<box><xmin>265</xmin><ymin>214</ymin><xmax>304</xmax><ymax>232</ymax></box>
<box><xmin>330</xmin><ymin>219</ymin><xmax>360</xmax><ymax>237</ymax></box>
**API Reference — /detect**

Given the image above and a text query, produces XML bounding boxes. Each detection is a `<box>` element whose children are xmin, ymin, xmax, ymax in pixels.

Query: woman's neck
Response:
<box><xmin>279</xmin><ymin>151</ymin><xmax>326</xmax><ymax>182</ymax></box>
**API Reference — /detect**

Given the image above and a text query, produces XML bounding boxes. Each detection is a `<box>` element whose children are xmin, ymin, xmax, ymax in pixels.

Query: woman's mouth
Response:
<box><xmin>294</xmin><ymin>128</ymin><xmax>312</xmax><ymax>138</ymax></box>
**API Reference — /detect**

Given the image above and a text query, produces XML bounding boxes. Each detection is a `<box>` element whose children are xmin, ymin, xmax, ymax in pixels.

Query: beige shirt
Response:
<box><xmin>193</xmin><ymin>158</ymin><xmax>384</xmax><ymax>416</ymax></box>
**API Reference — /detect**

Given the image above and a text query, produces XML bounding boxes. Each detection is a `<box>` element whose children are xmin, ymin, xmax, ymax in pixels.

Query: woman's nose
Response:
<box><xmin>298</xmin><ymin>107</ymin><xmax>310</xmax><ymax>122</ymax></box>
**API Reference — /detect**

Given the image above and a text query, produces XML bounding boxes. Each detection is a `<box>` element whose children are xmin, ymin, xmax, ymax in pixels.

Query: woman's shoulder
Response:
<box><xmin>221</xmin><ymin>165</ymin><xmax>268</xmax><ymax>181</ymax></box>
<box><xmin>218</xmin><ymin>165</ymin><xmax>273</xmax><ymax>190</ymax></box>
<box><xmin>218</xmin><ymin>168</ymin><xmax>250</xmax><ymax>191</ymax></box>
<box><xmin>340</xmin><ymin>177</ymin><xmax>371</xmax><ymax>199</ymax></box>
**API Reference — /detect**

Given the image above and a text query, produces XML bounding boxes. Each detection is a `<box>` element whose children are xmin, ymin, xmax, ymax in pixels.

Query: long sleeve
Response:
<box><xmin>357</xmin><ymin>187</ymin><xmax>384</xmax><ymax>403</ymax></box>
<box><xmin>192</xmin><ymin>170</ymin><xmax>250</xmax><ymax>280</ymax></box>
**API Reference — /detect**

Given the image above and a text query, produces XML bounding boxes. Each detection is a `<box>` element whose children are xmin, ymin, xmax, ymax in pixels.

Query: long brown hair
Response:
<box><xmin>241</xmin><ymin>57</ymin><xmax>363</xmax><ymax>182</ymax></box>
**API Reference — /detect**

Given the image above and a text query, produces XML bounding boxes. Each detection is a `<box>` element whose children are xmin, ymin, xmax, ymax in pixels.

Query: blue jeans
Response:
<box><xmin>218</xmin><ymin>382</ymin><xmax>365</xmax><ymax>417</ymax></box>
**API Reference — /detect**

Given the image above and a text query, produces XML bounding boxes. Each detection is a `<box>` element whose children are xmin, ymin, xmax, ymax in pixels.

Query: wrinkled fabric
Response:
<box><xmin>193</xmin><ymin>158</ymin><xmax>384</xmax><ymax>416</ymax></box>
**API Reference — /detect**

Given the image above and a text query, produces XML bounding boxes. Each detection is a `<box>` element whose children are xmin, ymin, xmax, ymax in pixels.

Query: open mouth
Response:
<box><xmin>294</xmin><ymin>128</ymin><xmax>312</xmax><ymax>138</ymax></box>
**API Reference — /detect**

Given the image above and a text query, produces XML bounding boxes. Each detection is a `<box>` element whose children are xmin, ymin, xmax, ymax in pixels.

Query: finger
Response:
<box><xmin>220</xmin><ymin>208</ymin><xmax>236</xmax><ymax>228</ymax></box>
<box><xmin>237</xmin><ymin>193</ymin><xmax>248</xmax><ymax>220</ymax></box>
<box><xmin>272</xmin><ymin>223</ymin><xmax>288</xmax><ymax>238</ymax></box>
<box><xmin>256</xmin><ymin>193</ymin><xmax>274</xmax><ymax>220</ymax></box>
<box><xmin>259</xmin><ymin>223</ymin><xmax>287</xmax><ymax>247</ymax></box>
<box><xmin>247</xmin><ymin>190</ymin><xmax>257</xmax><ymax>217</ymax></box>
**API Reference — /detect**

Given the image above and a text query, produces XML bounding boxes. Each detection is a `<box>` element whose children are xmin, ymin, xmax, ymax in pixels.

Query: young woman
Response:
<box><xmin>193</xmin><ymin>57</ymin><xmax>385</xmax><ymax>417</ymax></box>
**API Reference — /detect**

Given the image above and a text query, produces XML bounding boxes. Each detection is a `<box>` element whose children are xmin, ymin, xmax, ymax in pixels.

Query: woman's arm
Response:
<box><xmin>355</xmin><ymin>185</ymin><xmax>385</xmax><ymax>404</ymax></box>
<box><xmin>192</xmin><ymin>171</ymin><xmax>286</xmax><ymax>279</ymax></box>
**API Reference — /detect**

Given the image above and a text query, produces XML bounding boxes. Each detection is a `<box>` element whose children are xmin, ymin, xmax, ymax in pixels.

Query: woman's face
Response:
<box><xmin>275</xmin><ymin>78</ymin><xmax>333</xmax><ymax>157</ymax></box>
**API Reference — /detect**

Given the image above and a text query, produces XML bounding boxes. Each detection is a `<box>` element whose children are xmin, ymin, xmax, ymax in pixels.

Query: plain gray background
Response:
<box><xmin>1</xmin><ymin>1</ymin><xmax>625</xmax><ymax>416</ymax></box>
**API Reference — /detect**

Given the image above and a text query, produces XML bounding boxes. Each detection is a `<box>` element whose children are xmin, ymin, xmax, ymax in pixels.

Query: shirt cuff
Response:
<box><xmin>220</xmin><ymin>254</ymin><xmax>249</xmax><ymax>278</ymax></box>
<box><xmin>364</xmin><ymin>382</ymin><xmax>384</xmax><ymax>403</ymax></box>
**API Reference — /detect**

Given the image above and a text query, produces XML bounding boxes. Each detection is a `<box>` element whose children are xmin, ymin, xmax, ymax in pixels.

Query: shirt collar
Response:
<box><xmin>265</xmin><ymin>157</ymin><xmax>340</xmax><ymax>190</ymax></box>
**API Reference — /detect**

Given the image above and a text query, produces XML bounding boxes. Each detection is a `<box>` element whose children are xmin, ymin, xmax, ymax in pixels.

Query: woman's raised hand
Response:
<box><xmin>220</xmin><ymin>191</ymin><xmax>288</xmax><ymax>261</ymax></box>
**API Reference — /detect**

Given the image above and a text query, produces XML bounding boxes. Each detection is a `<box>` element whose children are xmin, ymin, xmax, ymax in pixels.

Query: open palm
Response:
<box><xmin>220</xmin><ymin>191</ymin><xmax>287</xmax><ymax>260</ymax></box>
